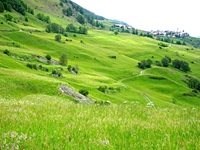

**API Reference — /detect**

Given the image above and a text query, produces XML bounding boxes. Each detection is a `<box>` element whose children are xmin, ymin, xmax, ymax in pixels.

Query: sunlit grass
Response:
<box><xmin>0</xmin><ymin>95</ymin><xmax>199</xmax><ymax>149</ymax></box>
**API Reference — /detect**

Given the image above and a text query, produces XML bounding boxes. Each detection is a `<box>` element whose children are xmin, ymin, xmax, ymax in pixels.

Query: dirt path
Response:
<box><xmin>118</xmin><ymin>70</ymin><xmax>144</xmax><ymax>84</ymax></box>
<box><xmin>143</xmin><ymin>93</ymin><xmax>156</xmax><ymax>109</ymax></box>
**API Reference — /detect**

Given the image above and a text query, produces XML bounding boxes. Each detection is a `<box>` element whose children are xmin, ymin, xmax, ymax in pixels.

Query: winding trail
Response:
<box><xmin>118</xmin><ymin>70</ymin><xmax>144</xmax><ymax>84</ymax></box>
<box><xmin>117</xmin><ymin>70</ymin><xmax>156</xmax><ymax>108</ymax></box>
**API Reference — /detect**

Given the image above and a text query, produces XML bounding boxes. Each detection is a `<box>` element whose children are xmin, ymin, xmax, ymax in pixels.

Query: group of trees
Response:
<box><xmin>46</xmin><ymin>23</ymin><xmax>65</xmax><ymax>34</ymax></box>
<box><xmin>185</xmin><ymin>76</ymin><xmax>200</xmax><ymax>92</ymax></box>
<box><xmin>0</xmin><ymin>0</ymin><xmax>34</xmax><ymax>15</ymax></box>
<box><xmin>172</xmin><ymin>59</ymin><xmax>190</xmax><ymax>72</ymax></box>
<box><xmin>46</xmin><ymin>22</ymin><xmax>88</xmax><ymax>35</ymax></box>
<box><xmin>138</xmin><ymin>59</ymin><xmax>153</xmax><ymax>69</ymax></box>
<box><xmin>62</xmin><ymin>7</ymin><xmax>72</xmax><ymax>17</ymax></box>
<box><xmin>36</xmin><ymin>13</ymin><xmax>51</xmax><ymax>23</ymax></box>
<box><xmin>61</xmin><ymin>0</ymin><xmax>105</xmax><ymax>28</ymax></box>
<box><xmin>156</xmin><ymin>37</ymin><xmax>186</xmax><ymax>46</ymax></box>
<box><xmin>66</xmin><ymin>23</ymin><xmax>87</xmax><ymax>34</ymax></box>
<box><xmin>138</xmin><ymin>56</ymin><xmax>190</xmax><ymax>72</ymax></box>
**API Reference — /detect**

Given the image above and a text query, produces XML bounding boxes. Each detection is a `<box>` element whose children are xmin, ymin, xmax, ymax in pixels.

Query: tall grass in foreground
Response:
<box><xmin>0</xmin><ymin>95</ymin><xmax>199</xmax><ymax>149</ymax></box>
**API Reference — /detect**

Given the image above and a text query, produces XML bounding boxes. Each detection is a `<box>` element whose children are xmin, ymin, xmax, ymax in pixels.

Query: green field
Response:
<box><xmin>0</xmin><ymin>0</ymin><xmax>200</xmax><ymax>149</ymax></box>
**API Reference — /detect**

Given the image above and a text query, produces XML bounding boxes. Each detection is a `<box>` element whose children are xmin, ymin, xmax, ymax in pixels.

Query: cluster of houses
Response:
<box><xmin>111</xmin><ymin>24</ymin><xmax>190</xmax><ymax>38</ymax></box>
<box><xmin>150</xmin><ymin>30</ymin><xmax>189</xmax><ymax>38</ymax></box>
<box><xmin>111</xmin><ymin>24</ymin><xmax>135</xmax><ymax>30</ymax></box>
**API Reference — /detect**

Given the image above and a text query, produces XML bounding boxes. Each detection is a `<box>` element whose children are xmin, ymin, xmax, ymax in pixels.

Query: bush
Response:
<box><xmin>37</xmin><ymin>13</ymin><xmax>51</xmax><ymax>23</ymax></box>
<box><xmin>27</xmin><ymin>63</ymin><xmax>33</xmax><ymax>69</ymax></box>
<box><xmin>138</xmin><ymin>59</ymin><xmax>152</xmax><ymax>69</ymax></box>
<box><xmin>78</xmin><ymin>26</ymin><xmax>87</xmax><ymax>34</ymax></box>
<box><xmin>108</xmin><ymin>56</ymin><xmax>117</xmax><ymax>59</ymax></box>
<box><xmin>98</xmin><ymin>86</ymin><xmax>108</xmax><ymax>93</ymax></box>
<box><xmin>158</xmin><ymin>42</ymin><xmax>168</xmax><ymax>47</ymax></box>
<box><xmin>46</xmin><ymin>23</ymin><xmax>65</xmax><ymax>34</ymax></box>
<box><xmin>66</xmin><ymin>23</ymin><xmax>77</xmax><ymax>33</ymax></box>
<box><xmin>161</xmin><ymin>57</ymin><xmax>169</xmax><ymax>67</ymax></box>
<box><xmin>79</xmin><ymin>89</ymin><xmax>89</xmax><ymax>97</ymax></box>
<box><xmin>114</xmin><ymin>31</ymin><xmax>119</xmax><ymax>35</ymax></box>
<box><xmin>3</xmin><ymin>49</ymin><xmax>10</xmax><ymax>55</ymax></box>
<box><xmin>4</xmin><ymin>14</ymin><xmax>13</xmax><ymax>21</ymax></box>
<box><xmin>172</xmin><ymin>59</ymin><xmax>190</xmax><ymax>72</ymax></box>
<box><xmin>59</xmin><ymin>54</ymin><xmax>67</xmax><ymax>66</ymax></box>
<box><xmin>52</xmin><ymin>70</ymin><xmax>62</xmax><ymax>77</ymax></box>
<box><xmin>45</xmin><ymin>54</ymin><xmax>51</xmax><ymax>60</ymax></box>
<box><xmin>55</xmin><ymin>34</ymin><xmax>61</xmax><ymax>42</ymax></box>
<box><xmin>155</xmin><ymin>61</ymin><xmax>162</xmax><ymax>66</ymax></box>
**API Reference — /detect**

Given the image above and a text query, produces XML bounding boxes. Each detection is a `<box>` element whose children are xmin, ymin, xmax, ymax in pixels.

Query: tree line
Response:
<box><xmin>0</xmin><ymin>0</ymin><xmax>34</xmax><ymax>15</ymax></box>
<box><xmin>46</xmin><ymin>23</ymin><xmax>88</xmax><ymax>35</ymax></box>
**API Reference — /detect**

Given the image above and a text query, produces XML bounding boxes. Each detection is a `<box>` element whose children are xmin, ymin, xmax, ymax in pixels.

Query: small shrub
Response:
<box><xmin>3</xmin><ymin>49</ymin><xmax>10</xmax><ymax>55</ymax></box>
<box><xmin>67</xmin><ymin>65</ymin><xmax>72</xmax><ymax>71</ymax></box>
<box><xmin>52</xmin><ymin>70</ymin><xmax>62</xmax><ymax>77</ymax></box>
<box><xmin>155</xmin><ymin>61</ymin><xmax>162</xmax><ymax>67</ymax></box>
<box><xmin>98</xmin><ymin>86</ymin><xmax>108</xmax><ymax>93</ymax></box>
<box><xmin>59</xmin><ymin>54</ymin><xmax>67</xmax><ymax>66</ymax></box>
<box><xmin>52</xmin><ymin>70</ymin><xmax>57</xmax><ymax>75</ymax></box>
<box><xmin>114</xmin><ymin>31</ymin><xmax>119</xmax><ymax>35</ymax></box>
<box><xmin>4</xmin><ymin>14</ymin><xmax>13</xmax><ymax>21</ymax></box>
<box><xmin>45</xmin><ymin>54</ymin><xmax>51</xmax><ymax>60</ymax></box>
<box><xmin>27</xmin><ymin>63</ymin><xmax>33</xmax><ymax>69</ymax></box>
<box><xmin>33</xmin><ymin>64</ymin><xmax>38</xmax><ymax>70</ymax></box>
<box><xmin>79</xmin><ymin>89</ymin><xmax>89</xmax><ymax>97</ymax></box>
<box><xmin>108</xmin><ymin>56</ymin><xmax>117</xmax><ymax>59</ymax></box>
<box><xmin>63</xmin><ymin>33</ymin><xmax>68</xmax><ymax>37</ymax></box>
<box><xmin>158</xmin><ymin>42</ymin><xmax>168</xmax><ymax>47</ymax></box>
<box><xmin>55</xmin><ymin>34</ymin><xmax>61</xmax><ymax>42</ymax></box>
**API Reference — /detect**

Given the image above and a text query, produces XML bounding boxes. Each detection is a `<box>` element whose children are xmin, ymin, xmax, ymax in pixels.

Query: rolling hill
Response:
<box><xmin>0</xmin><ymin>0</ymin><xmax>200</xmax><ymax>149</ymax></box>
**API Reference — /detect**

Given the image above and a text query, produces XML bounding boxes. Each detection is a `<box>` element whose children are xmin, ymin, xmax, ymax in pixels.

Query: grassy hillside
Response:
<box><xmin>0</xmin><ymin>0</ymin><xmax>200</xmax><ymax>149</ymax></box>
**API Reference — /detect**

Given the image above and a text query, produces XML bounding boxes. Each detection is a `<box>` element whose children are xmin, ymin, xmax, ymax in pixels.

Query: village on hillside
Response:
<box><xmin>111</xmin><ymin>24</ymin><xmax>190</xmax><ymax>38</ymax></box>
<box><xmin>150</xmin><ymin>30</ymin><xmax>190</xmax><ymax>38</ymax></box>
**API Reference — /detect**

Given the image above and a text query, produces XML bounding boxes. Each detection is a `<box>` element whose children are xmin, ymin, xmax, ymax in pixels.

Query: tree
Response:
<box><xmin>66</xmin><ymin>23</ymin><xmax>77</xmax><ymax>33</ymax></box>
<box><xmin>180</xmin><ymin>61</ymin><xmax>190</xmax><ymax>72</ymax></box>
<box><xmin>186</xmin><ymin>76</ymin><xmax>200</xmax><ymax>91</ymax></box>
<box><xmin>4</xmin><ymin>14</ymin><xmax>13</xmax><ymax>21</ymax></box>
<box><xmin>165</xmin><ymin>56</ymin><xmax>171</xmax><ymax>63</ymax></box>
<box><xmin>138</xmin><ymin>60</ymin><xmax>147</xmax><ymax>69</ymax></box>
<box><xmin>172</xmin><ymin>59</ymin><xmax>181</xmax><ymax>69</ymax></box>
<box><xmin>77</xmin><ymin>14</ymin><xmax>85</xmax><ymax>24</ymax></box>
<box><xmin>59</xmin><ymin>2</ymin><xmax>63</xmax><ymax>7</ymax></box>
<box><xmin>66</xmin><ymin>7</ymin><xmax>73</xmax><ymax>17</ymax></box>
<box><xmin>46</xmin><ymin>23</ymin><xmax>64</xmax><ymax>34</ymax></box>
<box><xmin>78</xmin><ymin>26</ymin><xmax>88</xmax><ymax>34</ymax></box>
<box><xmin>114</xmin><ymin>31</ymin><xmax>119</xmax><ymax>35</ymax></box>
<box><xmin>55</xmin><ymin>34</ymin><xmax>61</xmax><ymax>42</ymax></box>
<box><xmin>0</xmin><ymin>2</ymin><xmax>5</xmax><ymax>13</ymax></box>
<box><xmin>138</xmin><ymin>59</ymin><xmax>152</xmax><ymax>69</ymax></box>
<box><xmin>3</xmin><ymin>2</ymin><xmax>12</xmax><ymax>12</ymax></box>
<box><xmin>25</xmin><ymin>17</ymin><xmax>28</xmax><ymax>22</ymax></box>
<box><xmin>146</xmin><ymin>59</ymin><xmax>153</xmax><ymax>68</ymax></box>
<box><xmin>161</xmin><ymin>57</ymin><xmax>169</xmax><ymax>67</ymax></box>
<box><xmin>59</xmin><ymin>54</ymin><xmax>67</xmax><ymax>66</ymax></box>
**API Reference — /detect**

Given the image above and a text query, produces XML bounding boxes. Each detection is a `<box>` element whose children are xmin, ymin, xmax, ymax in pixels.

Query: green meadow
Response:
<box><xmin>0</xmin><ymin>0</ymin><xmax>200</xmax><ymax>149</ymax></box>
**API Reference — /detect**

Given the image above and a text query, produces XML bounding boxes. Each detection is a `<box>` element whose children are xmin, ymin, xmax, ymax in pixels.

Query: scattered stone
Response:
<box><xmin>59</xmin><ymin>84</ymin><xmax>94</xmax><ymax>104</ymax></box>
